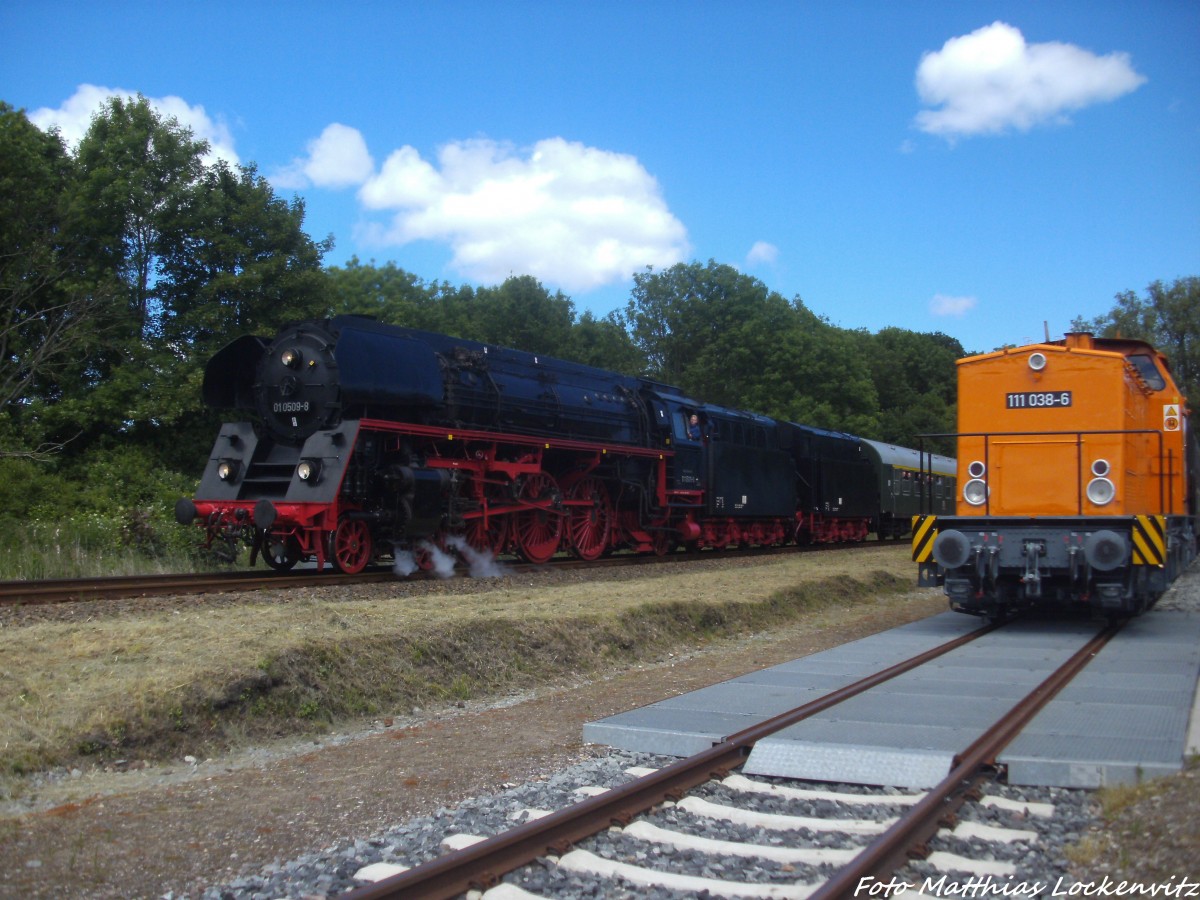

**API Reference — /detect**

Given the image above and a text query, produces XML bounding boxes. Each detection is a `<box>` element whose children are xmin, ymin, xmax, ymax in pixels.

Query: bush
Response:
<box><xmin>0</xmin><ymin>446</ymin><xmax>209</xmax><ymax>579</ymax></box>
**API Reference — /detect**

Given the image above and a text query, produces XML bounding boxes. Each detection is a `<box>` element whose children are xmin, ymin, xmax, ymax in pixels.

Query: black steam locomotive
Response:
<box><xmin>176</xmin><ymin>316</ymin><xmax>955</xmax><ymax>572</ymax></box>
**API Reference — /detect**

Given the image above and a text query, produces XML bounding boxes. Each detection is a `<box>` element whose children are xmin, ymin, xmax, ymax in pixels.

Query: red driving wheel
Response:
<box><xmin>513</xmin><ymin>472</ymin><xmax>562</xmax><ymax>564</ymax></box>
<box><xmin>330</xmin><ymin>517</ymin><xmax>372</xmax><ymax>574</ymax></box>
<box><xmin>566</xmin><ymin>476</ymin><xmax>612</xmax><ymax>561</ymax></box>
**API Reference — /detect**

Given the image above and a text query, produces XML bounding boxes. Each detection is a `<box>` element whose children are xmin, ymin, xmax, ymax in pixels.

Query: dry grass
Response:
<box><xmin>1066</xmin><ymin>757</ymin><xmax>1200</xmax><ymax>879</ymax></box>
<box><xmin>0</xmin><ymin>547</ymin><xmax>916</xmax><ymax>779</ymax></box>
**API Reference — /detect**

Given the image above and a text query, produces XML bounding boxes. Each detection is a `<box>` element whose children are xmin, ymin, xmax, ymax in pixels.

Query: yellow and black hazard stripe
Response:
<box><xmin>912</xmin><ymin>515</ymin><xmax>937</xmax><ymax>563</ymax></box>
<box><xmin>1131</xmin><ymin>515</ymin><xmax>1166</xmax><ymax>567</ymax></box>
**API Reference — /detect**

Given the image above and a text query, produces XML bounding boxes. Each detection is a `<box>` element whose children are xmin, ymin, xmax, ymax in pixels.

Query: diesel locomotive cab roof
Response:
<box><xmin>958</xmin><ymin>333</ymin><xmax>1173</xmax><ymax>375</ymax></box>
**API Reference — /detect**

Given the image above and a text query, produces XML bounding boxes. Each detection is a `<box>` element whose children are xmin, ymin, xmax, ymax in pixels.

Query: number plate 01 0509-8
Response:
<box><xmin>1005</xmin><ymin>391</ymin><xmax>1072</xmax><ymax>409</ymax></box>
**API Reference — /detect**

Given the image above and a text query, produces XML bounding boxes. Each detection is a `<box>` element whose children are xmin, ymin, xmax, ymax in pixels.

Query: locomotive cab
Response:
<box><xmin>921</xmin><ymin>333</ymin><xmax>1198</xmax><ymax>619</ymax></box>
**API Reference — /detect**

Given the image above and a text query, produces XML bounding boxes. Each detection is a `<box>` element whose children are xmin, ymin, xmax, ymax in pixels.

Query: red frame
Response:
<box><xmin>193</xmin><ymin>418</ymin><xmax>875</xmax><ymax>570</ymax></box>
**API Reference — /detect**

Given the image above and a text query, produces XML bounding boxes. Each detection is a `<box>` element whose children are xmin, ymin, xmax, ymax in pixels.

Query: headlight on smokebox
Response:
<box><xmin>297</xmin><ymin>459</ymin><xmax>323</xmax><ymax>483</ymax></box>
<box><xmin>1087</xmin><ymin>477</ymin><xmax>1115</xmax><ymax>505</ymax></box>
<box><xmin>216</xmin><ymin>459</ymin><xmax>241</xmax><ymax>482</ymax></box>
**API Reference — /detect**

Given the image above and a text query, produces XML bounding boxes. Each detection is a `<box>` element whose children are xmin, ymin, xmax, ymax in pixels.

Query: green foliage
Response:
<box><xmin>564</xmin><ymin>310</ymin><xmax>646</xmax><ymax>373</ymax></box>
<box><xmin>0</xmin><ymin>102</ymin><xmax>114</xmax><ymax>456</ymax></box>
<box><xmin>1074</xmin><ymin>277</ymin><xmax>1199</xmax><ymax>401</ymax></box>
<box><xmin>326</xmin><ymin>259</ymin><xmax>645</xmax><ymax>373</ymax></box>
<box><xmin>0</xmin><ymin>446</ymin><xmax>206</xmax><ymax>578</ymax></box>
<box><xmin>854</xmin><ymin>327</ymin><xmax>962</xmax><ymax>451</ymax></box>
<box><xmin>2</xmin><ymin>97</ymin><xmax>330</xmax><ymax>505</ymax></box>
<box><xmin>12</xmin><ymin>94</ymin><xmax>1183</xmax><ymax>577</ymax></box>
<box><xmin>619</xmin><ymin>260</ymin><xmax>882</xmax><ymax>433</ymax></box>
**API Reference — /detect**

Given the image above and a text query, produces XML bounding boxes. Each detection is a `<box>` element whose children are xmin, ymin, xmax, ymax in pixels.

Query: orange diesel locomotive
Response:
<box><xmin>915</xmin><ymin>332</ymin><xmax>1198</xmax><ymax>618</ymax></box>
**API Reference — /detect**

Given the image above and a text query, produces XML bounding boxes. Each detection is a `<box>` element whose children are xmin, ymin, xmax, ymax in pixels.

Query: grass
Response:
<box><xmin>0</xmin><ymin>546</ymin><xmax>923</xmax><ymax>787</ymax></box>
<box><xmin>1065</xmin><ymin>757</ymin><xmax>1200</xmax><ymax>879</ymax></box>
<box><xmin>0</xmin><ymin>513</ymin><xmax>218</xmax><ymax>581</ymax></box>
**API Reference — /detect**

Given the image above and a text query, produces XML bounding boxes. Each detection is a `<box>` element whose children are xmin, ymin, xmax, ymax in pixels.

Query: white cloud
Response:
<box><xmin>272</xmin><ymin>123</ymin><xmax>374</xmax><ymax>190</ymax></box>
<box><xmin>746</xmin><ymin>241</ymin><xmax>778</xmax><ymax>266</ymax></box>
<box><xmin>28</xmin><ymin>84</ymin><xmax>238</xmax><ymax>166</ymax></box>
<box><xmin>930</xmin><ymin>293</ymin><xmax>978</xmax><ymax>317</ymax></box>
<box><xmin>357</xmin><ymin>136</ymin><xmax>689</xmax><ymax>292</ymax></box>
<box><xmin>914</xmin><ymin>22</ymin><xmax>1146</xmax><ymax>138</ymax></box>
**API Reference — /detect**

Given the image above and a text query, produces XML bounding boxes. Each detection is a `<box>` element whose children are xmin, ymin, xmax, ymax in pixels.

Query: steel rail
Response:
<box><xmin>342</xmin><ymin>621</ymin><xmax>998</xmax><ymax>900</ymax></box>
<box><xmin>808</xmin><ymin>621</ymin><xmax>1121</xmax><ymax>900</ymax></box>
<box><xmin>0</xmin><ymin>539</ymin><xmax>900</xmax><ymax>606</ymax></box>
<box><xmin>0</xmin><ymin>569</ymin><xmax>398</xmax><ymax>605</ymax></box>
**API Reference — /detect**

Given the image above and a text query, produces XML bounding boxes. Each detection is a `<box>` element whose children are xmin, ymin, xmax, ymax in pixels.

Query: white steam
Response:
<box><xmin>392</xmin><ymin>537</ymin><xmax>508</xmax><ymax>580</ymax></box>
<box><xmin>445</xmin><ymin>534</ymin><xmax>509</xmax><ymax>579</ymax></box>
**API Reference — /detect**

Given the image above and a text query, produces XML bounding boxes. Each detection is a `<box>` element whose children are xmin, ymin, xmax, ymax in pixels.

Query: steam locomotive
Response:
<box><xmin>915</xmin><ymin>332</ymin><xmax>1199</xmax><ymax>618</ymax></box>
<box><xmin>176</xmin><ymin>316</ymin><xmax>955</xmax><ymax>573</ymax></box>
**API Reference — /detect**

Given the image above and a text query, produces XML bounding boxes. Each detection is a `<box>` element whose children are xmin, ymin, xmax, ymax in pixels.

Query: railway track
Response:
<box><xmin>335</xmin><ymin>620</ymin><xmax>1118</xmax><ymax>900</ymax></box>
<box><xmin>0</xmin><ymin>540</ymin><xmax>899</xmax><ymax>607</ymax></box>
<box><xmin>0</xmin><ymin>568</ymin><xmax>400</xmax><ymax>606</ymax></box>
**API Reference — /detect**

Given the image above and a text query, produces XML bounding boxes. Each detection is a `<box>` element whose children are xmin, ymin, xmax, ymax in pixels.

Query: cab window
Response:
<box><xmin>1128</xmin><ymin>355</ymin><xmax>1166</xmax><ymax>391</ymax></box>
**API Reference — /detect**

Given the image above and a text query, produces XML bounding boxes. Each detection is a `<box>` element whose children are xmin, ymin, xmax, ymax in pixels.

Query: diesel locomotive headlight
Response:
<box><xmin>1028</xmin><ymin>352</ymin><xmax>1047</xmax><ymax>371</ymax></box>
<box><xmin>297</xmin><ymin>459</ymin><xmax>322</xmax><ymax>483</ymax></box>
<box><xmin>1087</xmin><ymin>477</ymin><xmax>1115</xmax><ymax>505</ymax></box>
<box><xmin>217</xmin><ymin>459</ymin><xmax>241</xmax><ymax>482</ymax></box>
<box><xmin>963</xmin><ymin>478</ymin><xmax>988</xmax><ymax>506</ymax></box>
<box><xmin>967</xmin><ymin>460</ymin><xmax>986</xmax><ymax>478</ymax></box>
<box><xmin>1091</xmin><ymin>459</ymin><xmax>1111</xmax><ymax>477</ymax></box>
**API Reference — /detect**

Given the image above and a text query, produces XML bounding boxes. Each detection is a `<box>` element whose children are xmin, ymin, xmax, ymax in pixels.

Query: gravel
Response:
<box><xmin>193</xmin><ymin>754</ymin><xmax>1105</xmax><ymax>899</ymax></box>
<box><xmin>191</xmin><ymin>561</ymin><xmax>1200</xmax><ymax>900</ymax></box>
<box><xmin>5</xmin><ymin>554</ymin><xmax>1196</xmax><ymax>899</ymax></box>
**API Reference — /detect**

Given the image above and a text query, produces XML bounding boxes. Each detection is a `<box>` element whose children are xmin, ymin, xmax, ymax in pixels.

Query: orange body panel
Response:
<box><xmin>954</xmin><ymin>335</ymin><xmax>1189</xmax><ymax>519</ymax></box>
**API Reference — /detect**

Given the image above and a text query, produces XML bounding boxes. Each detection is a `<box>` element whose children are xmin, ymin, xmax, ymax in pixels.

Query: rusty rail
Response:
<box><xmin>0</xmin><ymin>539</ymin><xmax>901</xmax><ymax>606</ymax></box>
<box><xmin>342</xmin><ymin>621</ymin><xmax>998</xmax><ymax>900</ymax></box>
<box><xmin>809</xmin><ymin>621</ymin><xmax>1120</xmax><ymax>900</ymax></box>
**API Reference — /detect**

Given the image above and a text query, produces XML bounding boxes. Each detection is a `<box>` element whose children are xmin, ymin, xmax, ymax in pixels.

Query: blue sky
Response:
<box><xmin>3</xmin><ymin>1</ymin><xmax>1197</xmax><ymax>354</ymax></box>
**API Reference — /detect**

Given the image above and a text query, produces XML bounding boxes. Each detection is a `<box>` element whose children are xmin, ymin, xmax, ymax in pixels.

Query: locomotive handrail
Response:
<box><xmin>918</xmin><ymin>429</ymin><xmax>1170</xmax><ymax>516</ymax></box>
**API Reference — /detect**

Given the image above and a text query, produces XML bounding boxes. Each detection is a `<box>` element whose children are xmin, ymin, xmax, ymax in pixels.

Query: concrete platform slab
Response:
<box><xmin>1000</xmin><ymin>611</ymin><xmax>1200</xmax><ymax>787</ymax></box>
<box><xmin>585</xmin><ymin>608</ymin><xmax>1200</xmax><ymax>789</ymax></box>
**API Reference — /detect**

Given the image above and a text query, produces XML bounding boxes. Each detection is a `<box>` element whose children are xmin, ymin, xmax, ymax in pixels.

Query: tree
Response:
<box><xmin>1073</xmin><ymin>278</ymin><xmax>1199</xmax><ymax>401</ymax></box>
<box><xmin>20</xmin><ymin>96</ymin><xmax>331</xmax><ymax>471</ymax></box>
<box><xmin>564</xmin><ymin>310</ymin><xmax>645</xmax><ymax>374</ymax></box>
<box><xmin>619</xmin><ymin>261</ymin><xmax>879</xmax><ymax>432</ymax></box>
<box><xmin>157</xmin><ymin>161</ymin><xmax>332</xmax><ymax>346</ymax></box>
<box><xmin>137</xmin><ymin>162</ymin><xmax>333</xmax><ymax>464</ymax></box>
<box><xmin>73</xmin><ymin>95</ymin><xmax>206</xmax><ymax>338</ymax></box>
<box><xmin>327</xmin><ymin>257</ymin><xmax>444</xmax><ymax>327</ymax></box>
<box><xmin>461</xmin><ymin>276</ymin><xmax>576</xmax><ymax>354</ymax></box>
<box><xmin>858</xmin><ymin>327</ymin><xmax>962</xmax><ymax>450</ymax></box>
<box><xmin>0</xmin><ymin>102</ymin><xmax>114</xmax><ymax>457</ymax></box>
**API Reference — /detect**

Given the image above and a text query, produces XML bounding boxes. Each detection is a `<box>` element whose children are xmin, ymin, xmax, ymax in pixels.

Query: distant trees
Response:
<box><xmin>325</xmin><ymin>260</ymin><xmax>645</xmax><ymax>374</ymax></box>
<box><xmin>856</xmin><ymin>327</ymin><xmax>962</xmax><ymax>451</ymax></box>
<box><xmin>1073</xmin><ymin>277</ymin><xmax>1199</xmax><ymax>401</ymax></box>
<box><xmin>620</xmin><ymin>261</ymin><xmax>877</xmax><ymax>432</ymax></box>
<box><xmin>618</xmin><ymin>261</ymin><xmax>959</xmax><ymax>446</ymax></box>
